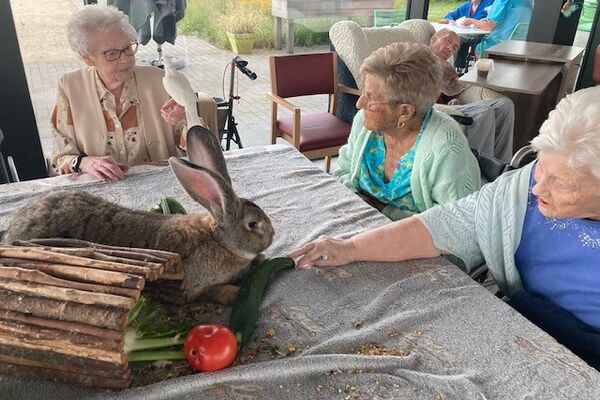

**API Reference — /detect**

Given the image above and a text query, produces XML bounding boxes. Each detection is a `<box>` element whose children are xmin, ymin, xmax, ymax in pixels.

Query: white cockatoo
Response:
<box><xmin>162</xmin><ymin>57</ymin><xmax>203</xmax><ymax>128</ymax></box>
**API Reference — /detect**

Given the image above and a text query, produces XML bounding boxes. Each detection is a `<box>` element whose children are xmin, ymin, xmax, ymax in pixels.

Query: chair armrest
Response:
<box><xmin>510</xmin><ymin>144</ymin><xmax>534</xmax><ymax>169</ymax></box>
<box><xmin>266</xmin><ymin>92</ymin><xmax>300</xmax><ymax>113</ymax></box>
<box><xmin>472</xmin><ymin>148</ymin><xmax>510</xmax><ymax>183</ymax></box>
<box><xmin>469</xmin><ymin>262</ymin><xmax>489</xmax><ymax>283</ymax></box>
<box><xmin>337</xmin><ymin>84</ymin><xmax>361</xmax><ymax>96</ymax></box>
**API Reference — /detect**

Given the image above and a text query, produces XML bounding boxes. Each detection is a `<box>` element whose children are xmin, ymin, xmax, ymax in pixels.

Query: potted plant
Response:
<box><xmin>219</xmin><ymin>6</ymin><xmax>264</xmax><ymax>54</ymax></box>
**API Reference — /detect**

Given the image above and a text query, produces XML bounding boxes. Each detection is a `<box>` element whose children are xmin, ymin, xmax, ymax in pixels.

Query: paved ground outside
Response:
<box><xmin>11</xmin><ymin>0</ymin><xmax>331</xmax><ymax>166</ymax></box>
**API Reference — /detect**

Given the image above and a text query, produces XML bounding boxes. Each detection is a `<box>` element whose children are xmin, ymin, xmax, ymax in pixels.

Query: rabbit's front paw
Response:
<box><xmin>251</xmin><ymin>253</ymin><xmax>267</xmax><ymax>266</ymax></box>
<box><xmin>207</xmin><ymin>284</ymin><xmax>240</xmax><ymax>305</ymax></box>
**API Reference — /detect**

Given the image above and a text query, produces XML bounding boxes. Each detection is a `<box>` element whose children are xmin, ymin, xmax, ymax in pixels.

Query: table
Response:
<box><xmin>1</xmin><ymin>145</ymin><xmax>600</xmax><ymax>399</ymax></box>
<box><xmin>484</xmin><ymin>40</ymin><xmax>584</xmax><ymax>101</ymax></box>
<box><xmin>432</xmin><ymin>22</ymin><xmax>490</xmax><ymax>36</ymax></box>
<box><xmin>460</xmin><ymin>58</ymin><xmax>564</xmax><ymax>151</ymax></box>
<box><xmin>484</xmin><ymin>40</ymin><xmax>584</xmax><ymax>63</ymax></box>
<box><xmin>459</xmin><ymin>59</ymin><xmax>563</xmax><ymax>95</ymax></box>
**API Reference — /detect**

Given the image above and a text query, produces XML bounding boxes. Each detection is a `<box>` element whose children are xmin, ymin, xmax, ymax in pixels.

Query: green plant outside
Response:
<box><xmin>179</xmin><ymin>0</ymin><xmax>463</xmax><ymax>50</ymax></box>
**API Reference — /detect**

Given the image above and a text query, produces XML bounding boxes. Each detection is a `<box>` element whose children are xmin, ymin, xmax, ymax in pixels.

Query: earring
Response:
<box><xmin>397</xmin><ymin>120</ymin><xmax>405</xmax><ymax>129</ymax></box>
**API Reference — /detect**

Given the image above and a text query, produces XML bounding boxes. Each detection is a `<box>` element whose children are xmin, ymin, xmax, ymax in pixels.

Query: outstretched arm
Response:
<box><xmin>288</xmin><ymin>216</ymin><xmax>441</xmax><ymax>269</ymax></box>
<box><xmin>461</xmin><ymin>18</ymin><xmax>497</xmax><ymax>31</ymax></box>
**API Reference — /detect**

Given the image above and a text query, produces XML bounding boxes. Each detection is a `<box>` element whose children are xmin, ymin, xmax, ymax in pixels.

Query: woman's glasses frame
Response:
<box><xmin>359</xmin><ymin>92</ymin><xmax>402</xmax><ymax>112</ymax></box>
<box><xmin>97</xmin><ymin>42</ymin><xmax>139</xmax><ymax>62</ymax></box>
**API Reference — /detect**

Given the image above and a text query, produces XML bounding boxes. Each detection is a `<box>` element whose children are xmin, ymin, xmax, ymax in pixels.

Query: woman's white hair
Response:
<box><xmin>532</xmin><ymin>86</ymin><xmax>600</xmax><ymax>179</ymax></box>
<box><xmin>67</xmin><ymin>5</ymin><xmax>137</xmax><ymax>56</ymax></box>
<box><xmin>359</xmin><ymin>42</ymin><xmax>442</xmax><ymax>117</ymax></box>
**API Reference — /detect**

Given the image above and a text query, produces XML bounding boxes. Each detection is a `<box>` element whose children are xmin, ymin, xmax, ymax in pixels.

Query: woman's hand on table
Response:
<box><xmin>79</xmin><ymin>156</ymin><xmax>129</xmax><ymax>181</ymax></box>
<box><xmin>161</xmin><ymin>98</ymin><xmax>186</xmax><ymax>125</ymax></box>
<box><xmin>288</xmin><ymin>235</ymin><xmax>357</xmax><ymax>269</ymax></box>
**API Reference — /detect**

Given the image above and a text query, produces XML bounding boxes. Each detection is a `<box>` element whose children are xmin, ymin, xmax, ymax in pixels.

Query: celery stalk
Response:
<box><xmin>127</xmin><ymin>350</ymin><xmax>185</xmax><ymax>362</ymax></box>
<box><xmin>125</xmin><ymin>296</ymin><xmax>189</xmax><ymax>362</ymax></box>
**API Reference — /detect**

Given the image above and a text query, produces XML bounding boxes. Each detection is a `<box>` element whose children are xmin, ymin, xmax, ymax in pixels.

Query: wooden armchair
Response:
<box><xmin>267</xmin><ymin>52</ymin><xmax>353</xmax><ymax>172</ymax></box>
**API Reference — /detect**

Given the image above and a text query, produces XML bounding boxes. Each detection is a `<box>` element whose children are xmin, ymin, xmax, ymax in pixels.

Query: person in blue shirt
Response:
<box><xmin>439</xmin><ymin>0</ymin><xmax>495</xmax><ymax>23</ymax></box>
<box><xmin>438</xmin><ymin>0</ymin><xmax>495</xmax><ymax>70</ymax></box>
<box><xmin>461</xmin><ymin>0</ymin><xmax>533</xmax><ymax>54</ymax></box>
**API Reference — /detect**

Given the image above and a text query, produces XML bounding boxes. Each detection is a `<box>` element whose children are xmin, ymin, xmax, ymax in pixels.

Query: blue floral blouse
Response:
<box><xmin>357</xmin><ymin>109</ymin><xmax>432</xmax><ymax>212</ymax></box>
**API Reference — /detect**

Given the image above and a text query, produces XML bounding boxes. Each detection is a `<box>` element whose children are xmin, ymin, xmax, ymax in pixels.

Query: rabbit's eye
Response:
<box><xmin>247</xmin><ymin>221</ymin><xmax>259</xmax><ymax>230</ymax></box>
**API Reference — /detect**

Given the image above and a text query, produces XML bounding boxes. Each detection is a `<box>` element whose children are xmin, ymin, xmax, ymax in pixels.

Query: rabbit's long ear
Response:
<box><xmin>169</xmin><ymin>157</ymin><xmax>235</xmax><ymax>222</ymax></box>
<box><xmin>185</xmin><ymin>126</ymin><xmax>232</xmax><ymax>185</ymax></box>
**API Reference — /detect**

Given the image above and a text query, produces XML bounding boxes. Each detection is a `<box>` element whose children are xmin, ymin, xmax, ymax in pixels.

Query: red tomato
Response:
<box><xmin>184</xmin><ymin>323</ymin><xmax>238</xmax><ymax>372</ymax></box>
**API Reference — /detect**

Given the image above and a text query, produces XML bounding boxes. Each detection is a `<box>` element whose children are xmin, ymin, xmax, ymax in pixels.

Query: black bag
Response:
<box><xmin>471</xmin><ymin>148</ymin><xmax>513</xmax><ymax>183</ymax></box>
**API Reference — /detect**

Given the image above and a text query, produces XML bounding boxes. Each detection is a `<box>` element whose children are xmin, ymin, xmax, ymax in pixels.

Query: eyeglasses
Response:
<box><xmin>359</xmin><ymin>92</ymin><xmax>401</xmax><ymax>111</ymax></box>
<box><xmin>97</xmin><ymin>42</ymin><xmax>138</xmax><ymax>62</ymax></box>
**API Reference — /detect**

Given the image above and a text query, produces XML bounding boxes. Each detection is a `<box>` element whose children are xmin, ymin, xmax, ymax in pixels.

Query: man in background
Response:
<box><xmin>430</xmin><ymin>29</ymin><xmax>514</xmax><ymax>164</ymax></box>
<box><xmin>439</xmin><ymin>0</ymin><xmax>495</xmax><ymax>70</ymax></box>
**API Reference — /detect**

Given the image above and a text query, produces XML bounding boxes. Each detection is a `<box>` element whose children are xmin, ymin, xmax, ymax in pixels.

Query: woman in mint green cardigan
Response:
<box><xmin>334</xmin><ymin>42</ymin><xmax>480</xmax><ymax>221</ymax></box>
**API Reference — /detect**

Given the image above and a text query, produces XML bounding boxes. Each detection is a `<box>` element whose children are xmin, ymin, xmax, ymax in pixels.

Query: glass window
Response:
<box><xmin>372</xmin><ymin>1</ymin><xmax>409</xmax><ymax>27</ymax></box>
<box><xmin>428</xmin><ymin>0</ymin><xmax>467</xmax><ymax>23</ymax></box>
<box><xmin>574</xmin><ymin>0</ymin><xmax>597</xmax><ymax>47</ymax></box>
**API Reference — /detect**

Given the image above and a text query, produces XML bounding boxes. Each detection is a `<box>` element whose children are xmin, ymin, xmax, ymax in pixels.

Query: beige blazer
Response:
<box><xmin>60</xmin><ymin>65</ymin><xmax>218</xmax><ymax>162</ymax></box>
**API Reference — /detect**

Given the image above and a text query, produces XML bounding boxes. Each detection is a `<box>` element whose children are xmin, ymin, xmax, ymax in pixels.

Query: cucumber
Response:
<box><xmin>149</xmin><ymin>197</ymin><xmax>187</xmax><ymax>215</ymax></box>
<box><xmin>229</xmin><ymin>257</ymin><xmax>295</xmax><ymax>346</ymax></box>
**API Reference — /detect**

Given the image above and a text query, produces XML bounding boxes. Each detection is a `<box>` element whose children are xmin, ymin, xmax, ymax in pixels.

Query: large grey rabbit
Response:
<box><xmin>4</xmin><ymin>126</ymin><xmax>274</xmax><ymax>305</ymax></box>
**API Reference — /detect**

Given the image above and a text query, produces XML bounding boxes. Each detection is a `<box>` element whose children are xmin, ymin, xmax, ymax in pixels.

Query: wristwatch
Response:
<box><xmin>71</xmin><ymin>155</ymin><xmax>85</xmax><ymax>173</ymax></box>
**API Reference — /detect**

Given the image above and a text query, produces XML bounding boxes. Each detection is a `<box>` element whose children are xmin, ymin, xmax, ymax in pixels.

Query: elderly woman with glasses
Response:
<box><xmin>335</xmin><ymin>42</ymin><xmax>480</xmax><ymax>221</ymax></box>
<box><xmin>50</xmin><ymin>5</ymin><xmax>217</xmax><ymax>181</ymax></box>
<box><xmin>292</xmin><ymin>86</ymin><xmax>600</xmax><ymax>370</ymax></box>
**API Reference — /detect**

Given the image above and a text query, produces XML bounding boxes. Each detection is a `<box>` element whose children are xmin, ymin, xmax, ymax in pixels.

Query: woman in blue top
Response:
<box><xmin>461</xmin><ymin>0</ymin><xmax>533</xmax><ymax>53</ymax></box>
<box><xmin>439</xmin><ymin>0</ymin><xmax>495</xmax><ymax>23</ymax></box>
<box><xmin>290</xmin><ymin>86</ymin><xmax>600</xmax><ymax>370</ymax></box>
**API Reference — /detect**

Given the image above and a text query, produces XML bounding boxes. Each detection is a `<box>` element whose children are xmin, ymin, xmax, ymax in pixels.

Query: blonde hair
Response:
<box><xmin>67</xmin><ymin>5</ymin><xmax>137</xmax><ymax>56</ymax></box>
<box><xmin>532</xmin><ymin>86</ymin><xmax>600</xmax><ymax>179</ymax></box>
<box><xmin>359</xmin><ymin>42</ymin><xmax>442</xmax><ymax>117</ymax></box>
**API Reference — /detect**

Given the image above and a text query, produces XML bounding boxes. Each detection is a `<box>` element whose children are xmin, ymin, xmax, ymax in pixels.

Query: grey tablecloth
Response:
<box><xmin>0</xmin><ymin>145</ymin><xmax>599</xmax><ymax>399</ymax></box>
